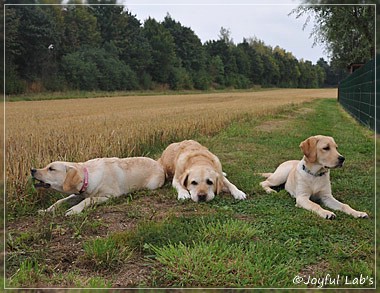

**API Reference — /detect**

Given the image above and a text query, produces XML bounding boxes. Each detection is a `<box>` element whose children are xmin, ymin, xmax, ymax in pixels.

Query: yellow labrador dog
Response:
<box><xmin>260</xmin><ymin>135</ymin><xmax>368</xmax><ymax>219</ymax></box>
<box><xmin>158</xmin><ymin>140</ymin><xmax>246</xmax><ymax>202</ymax></box>
<box><xmin>31</xmin><ymin>157</ymin><xmax>165</xmax><ymax>216</ymax></box>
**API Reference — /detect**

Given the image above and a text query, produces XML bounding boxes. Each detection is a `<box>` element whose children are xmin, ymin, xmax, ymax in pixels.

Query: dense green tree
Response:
<box><xmin>62</xmin><ymin>45</ymin><xmax>138</xmax><ymax>91</ymax></box>
<box><xmin>163</xmin><ymin>14</ymin><xmax>208</xmax><ymax>89</ymax></box>
<box><xmin>298</xmin><ymin>60</ymin><xmax>325</xmax><ymax>88</ymax></box>
<box><xmin>118</xmin><ymin>11</ymin><xmax>152</xmax><ymax>83</ymax></box>
<box><xmin>163</xmin><ymin>15</ymin><xmax>205</xmax><ymax>73</ymax></box>
<box><xmin>240</xmin><ymin>39</ymin><xmax>264</xmax><ymax>85</ymax></box>
<box><xmin>235</xmin><ymin>43</ymin><xmax>252</xmax><ymax>77</ymax></box>
<box><xmin>62</xmin><ymin>5</ymin><xmax>100</xmax><ymax>53</ymax></box>
<box><xmin>87</xmin><ymin>0</ymin><xmax>127</xmax><ymax>48</ymax></box>
<box><xmin>88</xmin><ymin>1</ymin><xmax>152</xmax><ymax>86</ymax></box>
<box><xmin>204</xmin><ymin>36</ymin><xmax>239</xmax><ymax>87</ymax></box>
<box><xmin>207</xmin><ymin>55</ymin><xmax>225</xmax><ymax>87</ymax></box>
<box><xmin>263</xmin><ymin>54</ymin><xmax>280</xmax><ymax>86</ymax></box>
<box><xmin>142</xmin><ymin>17</ymin><xmax>179</xmax><ymax>85</ymax></box>
<box><xmin>4</xmin><ymin>7</ymin><xmax>25</xmax><ymax>93</ymax></box>
<box><xmin>273</xmin><ymin>46</ymin><xmax>300</xmax><ymax>88</ymax></box>
<box><xmin>248</xmin><ymin>39</ymin><xmax>281</xmax><ymax>86</ymax></box>
<box><xmin>11</xmin><ymin>6</ymin><xmax>58</xmax><ymax>81</ymax></box>
<box><xmin>317</xmin><ymin>57</ymin><xmax>347</xmax><ymax>87</ymax></box>
<box><xmin>292</xmin><ymin>2</ymin><xmax>375</xmax><ymax>68</ymax></box>
<box><xmin>248</xmin><ymin>38</ymin><xmax>280</xmax><ymax>86</ymax></box>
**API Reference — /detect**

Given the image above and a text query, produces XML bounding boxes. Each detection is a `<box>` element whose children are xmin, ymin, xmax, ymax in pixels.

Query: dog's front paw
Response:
<box><xmin>38</xmin><ymin>209</ymin><xmax>48</xmax><ymax>215</ymax></box>
<box><xmin>232</xmin><ymin>189</ymin><xmax>247</xmax><ymax>200</ymax></box>
<box><xmin>178</xmin><ymin>191</ymin><xmax>191</xmax><ymax>200</ymax></box>
<box><xmin>65</xmin><ymin>207</ymin><xmax>81</xmax><ymax>216</ymax></box>
<box><xmin>353</xmin><ymin>211</ymin><xmax>369</xmax><ymax>219</ymax></box>
<box><xmin>320</xmin><ymin>210</ymin><xmax>336</xmax><ymax>220</ymax></box>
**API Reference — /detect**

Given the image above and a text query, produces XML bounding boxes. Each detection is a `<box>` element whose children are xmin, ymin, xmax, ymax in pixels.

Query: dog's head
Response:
<box><xmin>31</xmin><ymin>161</ymin><xmax>85</xmax><ymax>194</ymax></box>
<box><xmin>299</xmin><ymin>135</ymin><xmax>345</xmax><ymax>168</ymax></box>
<box><xmin>179</xmin><ymin>166</ymin><xmax>224</xmax><ymax>202</ymax></box>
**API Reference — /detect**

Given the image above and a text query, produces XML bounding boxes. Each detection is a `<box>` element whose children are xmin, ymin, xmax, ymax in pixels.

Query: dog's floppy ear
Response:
<box><xmin>300</xmin><ymin>136</ymin><xmax>318</xmax><ymax>163</ymax></box>
<box><xmin>179</xmin><ymin>170</ymin><xmax>190</xmax><ymax>188</ymax></box>
<box><xmin>215</xmin><ymin>174</ymin><xmax>224</xmax><ymax>195</ymax></box>
<box><xmin>63</xmin><ymin>166</ymin><xmax>83</xmax><ymax>193</ymax></box>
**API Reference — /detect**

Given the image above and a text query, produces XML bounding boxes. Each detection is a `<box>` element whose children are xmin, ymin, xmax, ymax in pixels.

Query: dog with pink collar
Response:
<box><xmin>31</xmin><ymin>157</ymin><xmax>165</xmax><ymax>216</ymax></box>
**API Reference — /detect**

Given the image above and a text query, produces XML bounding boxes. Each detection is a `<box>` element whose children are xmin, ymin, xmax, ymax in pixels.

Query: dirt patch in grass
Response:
<box><xmin>45</xmin><ymin>236</ymin><xmax>83</xmax><ymax>273</ymax></box>
<box><xmin>111</xmin><ymin>256</ymin><xmax>158</xmax><ymax>287</ymax></box>
<box><xmin>255</xmin><ymin>120</ymin><xmax>289</xmax><ymax>132</ymax></box>
<box><xmin>299</xmin><ymin>260</ymin><xmax>330</xmax><ymax>278</ymax></box>
<box><xmin>294</xmin><ymin>107</ymin><xmax>315</xmax><ymax>115</ymax></box>
<box><xmin>255</xmin><ymin>107</ymin><xmax>315</xmax><ymax>133</ymax></box>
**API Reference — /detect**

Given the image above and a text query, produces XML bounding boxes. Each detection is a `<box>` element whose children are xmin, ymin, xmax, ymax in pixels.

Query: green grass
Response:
<box><xmin>143</xmin><ymin>218</ymin><xmax>299</xmax><ymax>287</ymax></box>
<box><xmin>8</xmin><ymin>259</ymin><xmax>46</xmax><ymax>287</ymax></box>
<box><xmin>82</xmin><ymin>237</ymin><xmax>133</xmax><ymax>271</ymax></box>
<box><xmin>150</xmin><ymin>240</ymin><xmax>300</xmax><ymax>287</ymax></box>
<box><xmin>85</xmin><ymin>276</ymin><xmax>112</xmax><ymax>289</ymax></box>
<box><xmin>5</xmin><ymin>98</ymin><xmax>375</xmax><ymax>288</ymax></box>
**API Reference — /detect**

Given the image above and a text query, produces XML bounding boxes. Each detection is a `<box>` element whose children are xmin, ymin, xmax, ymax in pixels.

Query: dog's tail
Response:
<box><xmin>256</xmin><ymin>172</ymin><xmax>273</xmax><ymax>178</ymax></box>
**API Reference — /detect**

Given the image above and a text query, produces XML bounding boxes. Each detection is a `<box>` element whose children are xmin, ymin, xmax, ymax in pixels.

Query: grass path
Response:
<box><xmin>6</xmin><ymin>98</ymin><xmax>375</xmax><ymax>289</ymax></box>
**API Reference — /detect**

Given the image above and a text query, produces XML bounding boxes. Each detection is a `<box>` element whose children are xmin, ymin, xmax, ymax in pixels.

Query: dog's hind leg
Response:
<box><xmin>259</xmin><ymin>160</ymin><xmax>298</xmax><ymax>194</ymax></box>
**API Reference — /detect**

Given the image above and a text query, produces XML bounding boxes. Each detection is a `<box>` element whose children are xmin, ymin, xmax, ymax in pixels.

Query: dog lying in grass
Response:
<box><xmin>158</xmin><ymin>140</ymin><xmax>246</xmax><ymax>202</ymax></box>
<box><xmin>260</xmin><ymin>135</ymin><xmax>368</xmax><ymax>219</ymax></box>
<box><xmin>31</xmin><ymin>157</ymin><xmax>165</xmax><ymax>216</ymax></box>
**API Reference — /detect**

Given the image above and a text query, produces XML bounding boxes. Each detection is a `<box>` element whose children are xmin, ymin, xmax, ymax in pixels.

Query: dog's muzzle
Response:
<box><xmin>197</xmin><ymin>193</ymin><xmax>207</xmax><ymax>202</ymax></box>
<box><xmin>31</xmin><ymin>169</ymin><xmax>51</xmax><ymax>189</ymax></box>
<box><xmin>337</xmin><ymin>155</ymin><xmax>345</xmax><ymax>167</ymax></box>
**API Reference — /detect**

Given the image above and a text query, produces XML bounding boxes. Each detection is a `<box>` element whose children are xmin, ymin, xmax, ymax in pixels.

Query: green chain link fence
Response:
<box><xmin>338</xmin><ymin>55</ymin><xmax>378</xmax><ymax>133</ymax></box>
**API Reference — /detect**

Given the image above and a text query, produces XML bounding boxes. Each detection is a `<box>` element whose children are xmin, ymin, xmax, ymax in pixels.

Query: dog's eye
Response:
<box><xmin>206</xmin><ymin>179</ymin><xmax>213</xmax><ymax>185</ymax></box>
<box><xmin>323</xmin><ymin>146</ymin><xmax>330</xmax><ymax>151</ymax></box>
<box><xmin>191</xmin><ymin>181</ymin><xmax>198</xmax><ymax>186</ymax></box>
<box><xmin>48</xmin><ymin>167</ymin><xmax>55</xmax><ymax>171</ymax></box>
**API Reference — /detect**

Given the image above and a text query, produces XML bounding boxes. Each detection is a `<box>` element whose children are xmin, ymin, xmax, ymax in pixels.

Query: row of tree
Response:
<box><xmin>5</xmin><ymin>3</ymin><xmax>339</xmax><ymax>94</ymax></box>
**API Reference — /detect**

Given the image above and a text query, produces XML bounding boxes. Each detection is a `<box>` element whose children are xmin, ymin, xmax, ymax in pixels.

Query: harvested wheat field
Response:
<box><xmin>5</xmin><ymin>88</ymin><xmax>336</xmax><ymax>211</ymax></box>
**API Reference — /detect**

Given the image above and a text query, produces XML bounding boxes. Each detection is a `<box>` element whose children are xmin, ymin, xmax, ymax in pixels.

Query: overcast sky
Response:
<box><xmin>120</xmin><ymin>0</ymin><xmax>328</xmax><ymax>64</ymax></box>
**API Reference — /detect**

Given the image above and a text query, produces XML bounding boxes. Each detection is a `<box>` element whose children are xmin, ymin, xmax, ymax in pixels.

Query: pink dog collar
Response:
<box><xmin>80</xmin><ymin>167</ymin><xmax>89</xmax><ymax>193</ymax></box>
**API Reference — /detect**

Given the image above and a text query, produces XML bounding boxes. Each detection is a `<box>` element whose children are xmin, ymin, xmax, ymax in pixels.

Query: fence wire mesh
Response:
<box><xmin>338</xmin><ymin>55</ymin><xmax>378</xmax><ymax>133</ymax></box>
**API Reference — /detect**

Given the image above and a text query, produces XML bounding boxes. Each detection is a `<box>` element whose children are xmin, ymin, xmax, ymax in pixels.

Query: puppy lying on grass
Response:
<box><xmin>260</xmin><ymin>135</ymin><xmax>368</xmax><ymax>219</ymax></box>
<box><xmin>31</xmin><ymin>157</ymin><xmax>165</xmax><ymax>216</ymax></box>
<box><xmin>158</xmin><ymin>140</ymin><xmax>246</xmax><ymax>202</ymax></box>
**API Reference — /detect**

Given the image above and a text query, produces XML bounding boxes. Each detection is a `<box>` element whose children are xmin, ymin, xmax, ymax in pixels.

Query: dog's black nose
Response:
<box><xmin>338</xmin><ymin>156</ymin><xmax>345</xmax><ymax>163</ymax></box>
<box><xmin>31</xmin><ymin>168</ymin><xmax>36</xmax><ymax>176</ymax></box>
<box><xmin>198</xmin><ymin>193</ymin><xmax>207</xmax><ymax>202</ymax></box>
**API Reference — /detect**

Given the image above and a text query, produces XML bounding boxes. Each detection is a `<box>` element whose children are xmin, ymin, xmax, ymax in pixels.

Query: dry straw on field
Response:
<box><xmin>5</xmin><ymin>89</ymin><xmax>336</xmax><ymax>211</ymax></box>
